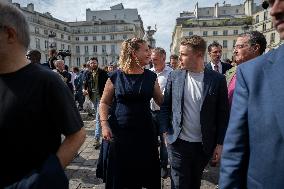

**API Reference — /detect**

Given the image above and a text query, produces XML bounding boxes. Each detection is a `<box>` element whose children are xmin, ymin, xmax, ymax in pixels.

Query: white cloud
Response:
<box><xmin>14</xmin><ymin>0</ymin><xmax>261</xmax><ymax>60</ymax></box>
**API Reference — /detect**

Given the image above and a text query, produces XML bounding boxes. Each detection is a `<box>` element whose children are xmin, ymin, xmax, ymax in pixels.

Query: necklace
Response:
<box><xmin>136</xmin><ymin>60</ymin><xmax>144</xmax><ymax>71</ymax></box>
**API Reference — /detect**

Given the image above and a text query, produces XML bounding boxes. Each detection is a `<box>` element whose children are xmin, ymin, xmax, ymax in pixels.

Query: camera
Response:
<box><xmin>57</xmin><ymin>50</ymin><xmax>71</xmax><ymax>60</ymax></box>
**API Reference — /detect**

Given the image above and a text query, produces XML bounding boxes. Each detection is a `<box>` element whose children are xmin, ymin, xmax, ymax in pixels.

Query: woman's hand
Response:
<box><xmin>101</xmin><ymin>122</ymin><xmax>113</xmax><ymax>141</ymax></box>
<box><xmin>82</xmin><ymin>89</ymin><xmax>88</xmax><ymax>96</ymax></box>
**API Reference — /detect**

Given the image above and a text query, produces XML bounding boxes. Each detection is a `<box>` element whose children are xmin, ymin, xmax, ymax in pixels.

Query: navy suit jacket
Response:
<box><xmin>159</xmin><ymin>68</ymin><xmax>229</xmax><ymax>155</ymax></box>
<box><xmin>205</xmin><ymin>62</ymin><xmax>232</xmax><ymax>75</ymax></box>
<box><xmin>219</xmin><ymin>44</ymin><xmax>284</xmax><ymax>188</ymax></box>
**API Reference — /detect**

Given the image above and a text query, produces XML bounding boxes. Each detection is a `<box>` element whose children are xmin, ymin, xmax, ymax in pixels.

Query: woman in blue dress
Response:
<box><xmin>99</xmin><ymin>38</ymin><xmax>163</xmax><ymax>189</ymax></box>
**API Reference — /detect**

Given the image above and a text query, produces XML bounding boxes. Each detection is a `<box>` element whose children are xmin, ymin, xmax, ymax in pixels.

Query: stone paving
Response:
<box><xmin>66</xmin><ymin>113</ymin><xmax>219</xmax><ymax>189</ymax></box>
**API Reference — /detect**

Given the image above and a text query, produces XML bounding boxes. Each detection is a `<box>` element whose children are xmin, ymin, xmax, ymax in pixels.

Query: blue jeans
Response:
<box><xmin>92</xmin><ymin>97</ymin><xmax>101</xmax><ymax>140</ymax></box>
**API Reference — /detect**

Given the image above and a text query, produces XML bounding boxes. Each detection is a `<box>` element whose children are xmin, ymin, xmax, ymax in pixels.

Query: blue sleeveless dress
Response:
<box><xmin>106</xmin><ymin>69</ymin><xmax>160</xmax><ymax>189</ymax></box>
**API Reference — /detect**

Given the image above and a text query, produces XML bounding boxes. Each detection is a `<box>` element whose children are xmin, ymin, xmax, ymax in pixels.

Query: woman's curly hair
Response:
<box><xmin>118</xmin><ymin>37</ymin><xmax>146</xmax><ymax>73</ymax></box>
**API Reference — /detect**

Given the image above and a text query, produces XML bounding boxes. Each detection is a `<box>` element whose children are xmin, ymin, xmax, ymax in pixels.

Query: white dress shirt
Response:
<box><xmin>150</xmin><ymin>65</ymin><xmax>173</xmax><ymax>111</ymax></box>
<box><xmin>210</xmin><ymin>61</ymin><xmax>222</xmax><ymax>73</ymax></box>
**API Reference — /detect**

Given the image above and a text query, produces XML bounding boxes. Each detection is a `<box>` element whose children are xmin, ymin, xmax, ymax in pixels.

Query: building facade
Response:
<box><xmin>9</xmin><ymin>1</ymin><xmax>144</xmax><ymax>68</ymax></box>
<box><xmin>252</xmin><ymin>7</ymin><xmax>282</xmax><ymax>50</ymax></box>
<box><xmin>171</xmin><ymin>0</ymin><xmax>283</xmax><ymax>62</ymax></box>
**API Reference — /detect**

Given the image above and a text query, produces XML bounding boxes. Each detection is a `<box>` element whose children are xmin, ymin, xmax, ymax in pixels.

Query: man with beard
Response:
<box><xmin>83</xmin><ymin>57</ymin><xmax>108</xmax><ymax>149</ymax></box>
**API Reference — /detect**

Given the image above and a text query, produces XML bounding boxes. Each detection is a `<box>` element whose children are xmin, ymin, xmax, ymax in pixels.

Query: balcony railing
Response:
<box><xmin>72</xmin><ymin>28</ymin><xmax>134</xmax><ymax>34</ymax></box>
<box><xmin>27</xmin><ymin>17</ymin><xmax>70</xmax><ymax>33</ymax></box>
<box><xmin>27</xmin><ymin>17</ymin><xmax>136</xmax><ymax>35</ymax></box>
<box><xmin>182</xmin><ymin>17</ymin><xmax>253</xmax><ymax>28</ymax></box>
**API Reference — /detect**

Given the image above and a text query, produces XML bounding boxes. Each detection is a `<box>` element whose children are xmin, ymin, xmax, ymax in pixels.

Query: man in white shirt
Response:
<box><xmin>205</xmin><ymin>41</ymin><xmax>232</xmax><ymax>74</ymax></box>
<box><xmin>150</xmin><ymin>47</ymin><xmax>172</xmax><ymax>178</ymax></box>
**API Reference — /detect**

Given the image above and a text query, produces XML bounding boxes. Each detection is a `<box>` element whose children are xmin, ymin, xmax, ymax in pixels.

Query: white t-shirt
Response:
<box><xmin>179</xmin><ymin>71</ymin><xmax>204</xmax><ymax>142</ymax></box>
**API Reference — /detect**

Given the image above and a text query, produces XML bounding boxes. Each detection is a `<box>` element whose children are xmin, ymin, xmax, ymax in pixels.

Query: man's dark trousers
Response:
<box><xmin>168</xmin><ymin>139</ymin><xmax>210</xmax><ymax>189</ymax></box>
<box><xmin>151</xmin><ymin>110</ymin><xmax>168</xmax><ymax>169</ymax></box>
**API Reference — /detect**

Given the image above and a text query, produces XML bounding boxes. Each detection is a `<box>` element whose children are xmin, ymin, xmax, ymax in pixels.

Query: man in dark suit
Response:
<box><xmin>160</xmin><ymin>36</ymin><xmax>229</xmax><ymax>189</ymax></box>
<box><xmin>205</xmin><ymin>41</ymin><xmax>232</xmax><ymax>74</ymax></box>
<box><xmin>219</xmin><ymin>1</ymin><xmax>284</xmax><ymax>188</ymax></box>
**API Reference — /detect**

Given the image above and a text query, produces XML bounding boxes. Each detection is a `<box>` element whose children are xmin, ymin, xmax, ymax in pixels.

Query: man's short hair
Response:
<box><xmin>73</xmin><ymin>67</ymin><xmax>80</xmax><ymax>72</ymax></box>
<box><xmin>49</xmin><ymin>49</ymin><xmax>57</xmax><ymax>56</ymax></box>
<box><xmin>152</xmin><ymin>47</ymin><xmax>166</xmax><ymax>57</ymax></box>
<box><xmin>239</xmin><ymin>31</ymin><xmax>267</xmax><ymax>55</ymax></box>
<box><xmin>170</xmin><ymin>54</ymin><xmax>178</xmax><ymax>60</ymax></box>
<box><xmin>26</xmin><ymin>50</ymin><xmax>41</xmax><ymax>62</ymax></box>
<box><xmin>180</xmin><ymin>35</ymin><xmax>206</xmax><ymax>55</ymax></box>
<box><xmin>208</xmin><ymin>41</ymin><xmax>222</xmax><ymax>53</ymax></box>
<box><xmin>0</xmin><ymin>2</ymin><xmax>30</xmax><ymax>50</ymax></box>
<box><xmin>89</xmin><ymin>57</ymin><xmax>98</xmax><ymax>62</ymax></box>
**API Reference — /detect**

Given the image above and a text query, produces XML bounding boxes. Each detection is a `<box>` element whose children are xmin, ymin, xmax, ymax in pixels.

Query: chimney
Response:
<box><xmin>214</xmin><ymin>3</ymin><xmax>219</xmax><ymax>18</ymax></box>
<box><xmin>194</xmin><ymin>2</ymin><xmax>199</xmax><ymax>18</ymax></box>
<box><xmin>27</xmin><ymin>3</ymin><xmax>34</xmax><ymax>12</ymax></box>
<box><xmin>12</xmin><ymin>3</ymin><xmax>20</xmax><ymax>8</ymax></box>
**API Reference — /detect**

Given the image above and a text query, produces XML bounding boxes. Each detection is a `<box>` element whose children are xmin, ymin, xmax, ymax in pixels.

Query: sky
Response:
<box><xmin>13</xmin><ymin>0</ymin><xmax>261</xmax><ymax>60</ymax></box>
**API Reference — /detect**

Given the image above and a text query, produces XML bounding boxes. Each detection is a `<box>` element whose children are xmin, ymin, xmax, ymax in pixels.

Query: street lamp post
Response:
<box><xmin>143</xmin><ymin>25</ymin><xmax>157</xmax><ymax>48</ymax></box>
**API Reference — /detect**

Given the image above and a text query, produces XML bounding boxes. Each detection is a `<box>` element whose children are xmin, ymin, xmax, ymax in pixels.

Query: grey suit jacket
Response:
<box><xmin>159</xmin><ymin>68</ymin><xmax>229</xmax><ymax>155</ymax></box>
<box><xmin>219</xmin><ymin>44</ymin><xmax>284</xmax><ymax>188</ymax></box>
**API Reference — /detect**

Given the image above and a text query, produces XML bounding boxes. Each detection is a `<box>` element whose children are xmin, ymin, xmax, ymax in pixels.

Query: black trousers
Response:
<box><xmin>168</xmin><ymin>139</ymin><xmax>210</xmax><ymax>189</ymax></box>
<box><xmin>151</xmin><ymin>110</ymin><xmax>168</xmax><ymax>168</ymax></box>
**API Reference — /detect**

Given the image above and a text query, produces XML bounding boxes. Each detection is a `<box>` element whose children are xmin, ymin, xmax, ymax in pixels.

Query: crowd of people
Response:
<box><xmin>1</xmin><ymin>0</ymin><xmax>284</xmax><ymax>188</ymax></box>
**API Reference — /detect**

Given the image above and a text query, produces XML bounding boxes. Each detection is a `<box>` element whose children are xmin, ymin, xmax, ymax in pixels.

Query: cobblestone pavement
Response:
<box><xmin>66</xmin><ymin>113</ymin><xmax>219</xmax><ymax>189</ymax></box>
